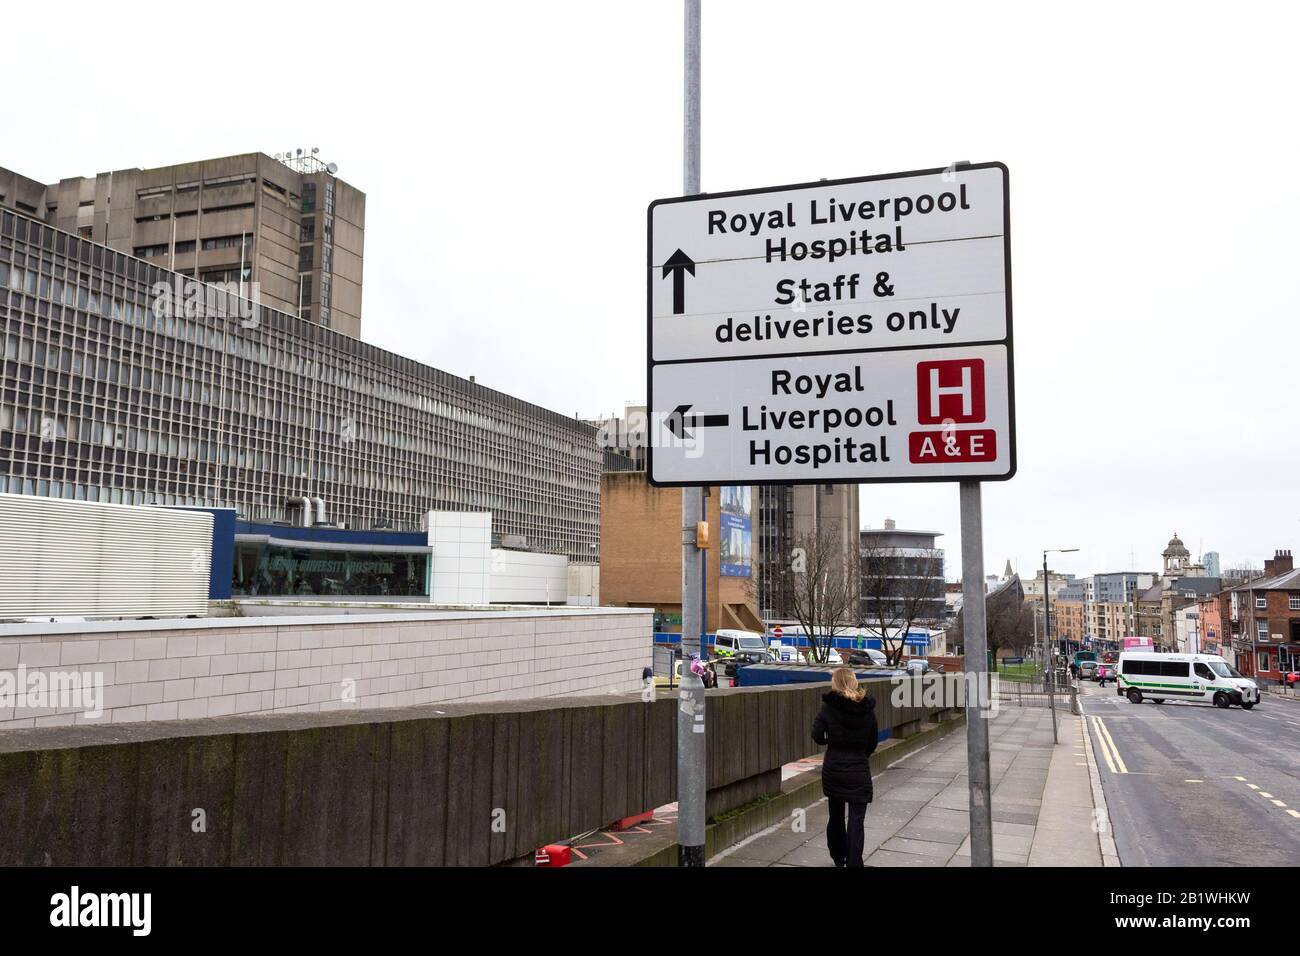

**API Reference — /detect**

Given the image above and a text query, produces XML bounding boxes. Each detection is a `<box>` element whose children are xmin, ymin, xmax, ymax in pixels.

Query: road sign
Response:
<box><xmin>773</xmin><ymin>625</ymin><xmax>783</xmax><ymax>640</ymax></box>
<box><xmin>647</xmin><ymin>163</ymin><xmax>1014</xmax><ymax>487</ymax></box>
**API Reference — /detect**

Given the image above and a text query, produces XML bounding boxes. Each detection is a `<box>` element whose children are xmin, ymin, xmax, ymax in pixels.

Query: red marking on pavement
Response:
<box><xmin>574</xmin><ymin>832</ymin><xmax>626</xmax><ymax>850</ymax></box>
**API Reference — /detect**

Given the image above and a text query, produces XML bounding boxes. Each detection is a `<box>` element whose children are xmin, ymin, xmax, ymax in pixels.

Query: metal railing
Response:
<box><xmin>992</xmin><ymin>673</ymin><xmax>1079</xmax><ymax>714</ymax></box>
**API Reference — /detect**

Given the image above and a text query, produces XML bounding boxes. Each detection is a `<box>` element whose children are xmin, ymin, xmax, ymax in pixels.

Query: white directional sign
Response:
<box><xmin>647</xmin><ymin>163</ymin><xmax>1015</xmax><ymax>486</ymax></box>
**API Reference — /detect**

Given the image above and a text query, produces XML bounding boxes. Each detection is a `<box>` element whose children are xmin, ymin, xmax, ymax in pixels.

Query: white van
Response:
<box><xmin>712</xmin><ymin>629</ymin><xmax>771</xmax><ymax>661</ymax></box>
<box><xmin>1117</xmin><ymin>652</ymin><xmax>1259</xmax><ymax>709</ymax></box>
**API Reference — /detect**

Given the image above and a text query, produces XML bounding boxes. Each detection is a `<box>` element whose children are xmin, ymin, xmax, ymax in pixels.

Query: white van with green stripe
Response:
<box><xmin>1117</xmin><ymin>652</ymin><xmax>1260</xmax><ymax>709</ymax></box>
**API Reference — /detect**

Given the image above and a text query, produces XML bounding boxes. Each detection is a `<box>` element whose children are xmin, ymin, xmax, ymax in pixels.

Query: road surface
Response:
<box><xmin>1079</xmin><ymin>680</ymin><xmax>1300</xmax><ymax>866</ymax></box>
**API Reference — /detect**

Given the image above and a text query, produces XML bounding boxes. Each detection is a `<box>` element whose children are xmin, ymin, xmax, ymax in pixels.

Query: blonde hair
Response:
<box><xmin>830</xmin><ymin>667</ymin><xmax>865</xmax><ymax>702</ymax></box>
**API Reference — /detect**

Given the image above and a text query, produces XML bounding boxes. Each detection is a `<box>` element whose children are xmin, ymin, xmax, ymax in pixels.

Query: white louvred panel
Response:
<box><xmin>0</xmin><ymin>494</ymin><xmax>212</xmax><ymax>619</ymax></box>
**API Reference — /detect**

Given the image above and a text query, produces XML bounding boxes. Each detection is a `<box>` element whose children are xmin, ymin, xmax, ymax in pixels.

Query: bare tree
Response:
<box><xmin>947</xmin><ymin>577</ymin><xmax>1032</xmax><ymax>666</ymax></box>
<box><xmin>990</xmin><ymin>600</ymin><xmax>1037</xmax><ymax>659</ymax></box>
<box><xmin>765</xmin><ymin>527</ymin><xmax>860</xmax><ymax>663</ymax></box>
<box><xmin>859</xmin><ymin>541</ymin><xmax>944</xmax><ymax>666</ymax></box>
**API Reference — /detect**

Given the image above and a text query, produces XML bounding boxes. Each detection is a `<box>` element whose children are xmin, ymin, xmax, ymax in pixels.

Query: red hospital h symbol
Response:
<box><xmin>917</xmin><ymin>359</ymin><xmax>986</xmax><ymax>424</ymax></box>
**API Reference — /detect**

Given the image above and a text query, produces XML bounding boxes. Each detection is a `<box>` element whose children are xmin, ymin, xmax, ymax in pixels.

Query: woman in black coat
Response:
<box><xmin>811</xmin><ymin>667</ymin><xmax>879</xmax><ymax>867</ymax></box>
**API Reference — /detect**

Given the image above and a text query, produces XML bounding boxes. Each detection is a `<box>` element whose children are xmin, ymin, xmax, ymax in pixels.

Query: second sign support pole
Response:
<box><xmin>676</xmin><ymin>0</ymin><xmax>706</xmax><ymax>869</ymax></box>
<box><xmin>959</xmin><ymin>479</ymin><xmax>994</xmax><ymax>867</ymax></box>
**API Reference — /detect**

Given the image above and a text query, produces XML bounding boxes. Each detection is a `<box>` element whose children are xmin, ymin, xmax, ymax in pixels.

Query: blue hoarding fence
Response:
<box><xmin>652</xmin><ymin>630</ymin><xmax>933</xmax><ymax>654</ymax></box>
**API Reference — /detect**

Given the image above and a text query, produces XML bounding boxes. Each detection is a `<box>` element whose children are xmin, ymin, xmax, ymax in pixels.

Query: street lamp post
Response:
<box><xmin>1042</xmin><ymin>548</ymin><xmax>1078</xmax><ymax>745</ymax></box>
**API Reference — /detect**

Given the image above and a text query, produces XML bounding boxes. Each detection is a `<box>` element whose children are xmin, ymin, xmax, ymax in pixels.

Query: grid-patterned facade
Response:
<box><xmin>0</xmin><ymin>210</ymin><xmax>601</xmax><ymax>563</ymax></box>
<box><xmin>756</xmin><ymin>484</ymin><xmax>795</xmax><ymax>620</ymax></box>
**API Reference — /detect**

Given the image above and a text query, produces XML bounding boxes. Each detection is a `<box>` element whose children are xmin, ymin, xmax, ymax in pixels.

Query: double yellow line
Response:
<box><xmin>1091</xmin><ymin>715</ymin><xmax>1128</xmax><ymax>774</ymax></box>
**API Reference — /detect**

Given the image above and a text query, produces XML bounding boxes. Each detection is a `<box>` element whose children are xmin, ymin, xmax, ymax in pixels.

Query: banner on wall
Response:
<box><xmin>719</xmin><ymin>486</ymin><xmax>752</xmax><ymax>578</ymax></box>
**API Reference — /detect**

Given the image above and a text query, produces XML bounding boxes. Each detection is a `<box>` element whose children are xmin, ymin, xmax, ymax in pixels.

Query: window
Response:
<box><xmin>1258</xmin><ymin>651</ymin><xmax>1269</xmax><ymax>673</ymax></box>
<box><xmin>1121</xmin><ymin>658</ymin><xmax>1187</xmax><ymax>678</ymax></box>
<box><xmin>1256</xmin><ymin>595</ymin><xmax>1267</xmax><ymax>608</ymax></box>
<box><xmin>1194</xmin><ymin>662</ymin><xmax>1214</xmax><ymax>681</ymax></box>
<box><xmin>201</xmin><ymin>235</ymin><xmax>251</xmax><ymax>251</ymax></box>
<box><xmin>1256</xmin><ymin>620</ymin><xmax>1269</xmax><ymax>641</ymax></box>
<box><xmin>1289</xmin><ymin>595</ymin><xmax>1300</xmax><ymax>611</ymax></box>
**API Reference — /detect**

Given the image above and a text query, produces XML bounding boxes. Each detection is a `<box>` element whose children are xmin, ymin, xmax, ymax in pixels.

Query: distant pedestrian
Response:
<box><xmin>811</xmin><ymin>667</ymin><xmax>879</xmax><ymax>867</ymax></box>
<box><xmin>1069</xmin><ymin>662</ymin><xmax>1079</xmax><ymax>682</ymax></box>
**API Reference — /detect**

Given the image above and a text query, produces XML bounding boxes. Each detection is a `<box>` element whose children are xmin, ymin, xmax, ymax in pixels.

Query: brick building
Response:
<box><xmin>598</xmin><ymin>470</ymin><xmax>762</xmax><ymax>635</ymax></box>
<box><xmin>1053</xmin><ymin>597</ymin><xmax>1085</xmax><ymax>645</ymax></box>
<box><xmin>1226</xmin><ymin>550</ymin><xmax>1300</xmax><ymax>681</ymax></box>
<box><xmin>1134</xmin><ymin>583</ymin><xmax>1164</xmax><ymax>645</ymax></box>
<box><xmin>1197</xmin><ymin>594</ymin><xmax>1227</xmax><ymax>656</ymax></box>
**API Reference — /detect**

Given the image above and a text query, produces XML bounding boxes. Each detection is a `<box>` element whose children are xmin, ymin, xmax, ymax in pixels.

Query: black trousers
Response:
<box><xmin>826</xmin><ymin>797</ymin><xmax>868</xmax><ymax>867</ymax></box>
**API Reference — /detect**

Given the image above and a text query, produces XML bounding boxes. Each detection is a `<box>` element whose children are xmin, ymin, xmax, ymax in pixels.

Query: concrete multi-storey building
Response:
<box><xmin>0</xmin><ymin>152</ymin><xmax>364</xmax><ymax>337</ymax></box>
<box><xmin>756</xmin><ymin>483</ymin><xmax>860</xmax><ymax>622</ymax></box>
<box><xmin>1023</xmin><ymin>569</ymin><xmax>1071</xmax><ymax>601</ymax></box>
<box><xmin>0</xmin><ymin>208</ymin><xmax>601</xmax><ymax>563</ymax></box>
<box><xmin>1086</xmin><ymin>571</ymin><xmax>1155</xmax><ymax>645</ymax></box>
<box><xmin>1203</xmin><ymin>550</ymin><xmax>1221</xmax><ymax>578</ymax></box>
<box><xmin>1054</xmin><ymin>581</ymin><xmax>1087</xmax><ymax>647</ymax></box>
<box><xmin>858</xmin><ymin>519</ymin><xmax>945</xmax><ymax>625</ymax></box>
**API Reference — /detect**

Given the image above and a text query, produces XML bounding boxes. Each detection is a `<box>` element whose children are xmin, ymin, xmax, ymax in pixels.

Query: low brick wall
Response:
<box><xmin>0</xmin><ymin>608</ymin><xmax>651</xmax><ymax>728</ymax></box>
<box><xmin>0</xmin><ymin>675</ymin><xmax>963</xmax><ymax>866</ymax></box>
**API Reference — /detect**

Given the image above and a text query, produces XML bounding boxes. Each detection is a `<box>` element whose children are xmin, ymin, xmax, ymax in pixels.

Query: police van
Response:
<box><xmin>1116</xmin><ymin>652</ymin><xmax>1259</xmax><ymax>709</ymax></box>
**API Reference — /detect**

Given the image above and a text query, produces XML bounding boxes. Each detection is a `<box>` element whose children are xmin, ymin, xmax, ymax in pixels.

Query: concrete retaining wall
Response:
<box><xmin>0</xmin><ymin>608</ymin><xmax>651</xmax><ymax>728</ymax></box>
<box><xmin>0</xmin><ymin>675</ymin><xmax>962</xmax><ymax>866</ymax></box>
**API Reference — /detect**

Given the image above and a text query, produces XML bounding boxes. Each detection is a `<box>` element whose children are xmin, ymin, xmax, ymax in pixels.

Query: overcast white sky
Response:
<box><xmin>7</xmin><ymin>0</ymin><xmax>1298</xmax><ymax>579</ymax></box>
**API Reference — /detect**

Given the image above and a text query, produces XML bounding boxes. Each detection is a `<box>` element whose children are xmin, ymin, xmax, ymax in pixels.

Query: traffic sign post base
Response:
<box><xmin>960</xmin><ymin>479</ymin><xmax>994</xmax><ymax>867</ymax></box>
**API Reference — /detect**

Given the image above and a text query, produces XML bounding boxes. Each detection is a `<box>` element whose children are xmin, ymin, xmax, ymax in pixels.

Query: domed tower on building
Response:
<box><xmin>1162</xmin><ymin>533</ymin><xmax>1191</xmax><ymax>576</ymax></box>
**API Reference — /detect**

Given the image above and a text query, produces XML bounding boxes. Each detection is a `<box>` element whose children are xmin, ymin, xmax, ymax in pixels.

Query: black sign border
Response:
<box><xmin>645</xmin><ymin>161</ymin><xmax>1016</xmax><ymax>488</ymax></box>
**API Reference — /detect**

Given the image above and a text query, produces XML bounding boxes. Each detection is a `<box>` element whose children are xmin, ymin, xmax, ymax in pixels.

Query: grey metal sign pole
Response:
<box><xmin>959</xmin><ymin>479</ymin><xmax>993</xmax><ymax>866</ymax></box>
<box><xmin>676</xmin><ymin>0</ymin><xmax>707</xmax><ymax>868</ymax></box>
<box><xmin>1042</xmin><ymin>551</ymin><xmax>1059</xmax><ymax>744</ymax></box>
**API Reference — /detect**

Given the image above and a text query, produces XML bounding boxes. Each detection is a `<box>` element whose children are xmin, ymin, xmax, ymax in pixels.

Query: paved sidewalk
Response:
<box><xmin>709</xmin><ymin>703</ymin><xmax>1110</xmax><ymax>867</ymax></box>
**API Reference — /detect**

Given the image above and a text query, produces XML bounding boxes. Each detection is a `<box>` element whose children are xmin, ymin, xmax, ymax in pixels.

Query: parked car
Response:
<box><xmin>1077</xmin><ymin>659</ymin><xmax>1099</xmax><ymax>681</ymax></box>
<box><xmin>905</xmin><ymin>658</ymin><xmax>931</xmax><ymax>675</ymax></box>
<box><xmin>771</xmin><ymin>642</ymin><xmax>803</xmax><ymax>662</ymax></box>
<box><xmin>846</xmin><ymin>648</ymin><xmax>889</xmax><ymax>667</ymax></box>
